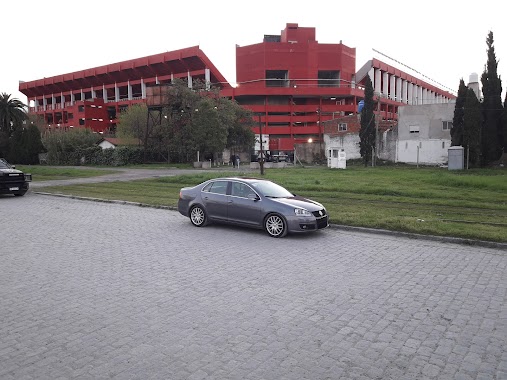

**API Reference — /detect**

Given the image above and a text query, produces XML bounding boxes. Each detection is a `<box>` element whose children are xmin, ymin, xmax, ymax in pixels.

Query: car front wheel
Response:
<box><xmin>190</xmin><ymin>205</ymin><xmax>208</xmax><ymax>227</ymax></box>
<box><xmin>265</xmin><ymin>214</ymin><xmax>288</xmax><ymax>238</ymax></box>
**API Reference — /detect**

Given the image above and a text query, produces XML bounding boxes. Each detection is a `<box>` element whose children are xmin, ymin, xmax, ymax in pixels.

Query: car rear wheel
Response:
<box><xmin>265</xmin><ymin>214</ymin><xmax>288</xmax><ymax>238</ymax></box>
<box><xmin>190</xmin><ymin>205</ymin><xmax>208</xmax><ymax>227</ymax></box>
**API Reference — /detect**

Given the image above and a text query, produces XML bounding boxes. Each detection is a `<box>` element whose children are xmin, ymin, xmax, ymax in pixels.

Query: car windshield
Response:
<box><xmin>251</xmin><ymin>181</ymin><xmax>294</xmax><ymax>198</ymax></box>
<box><xmin>0</xmin><ymin>159</ymin><xmax>12</xmax><ymax>169</ymax></box>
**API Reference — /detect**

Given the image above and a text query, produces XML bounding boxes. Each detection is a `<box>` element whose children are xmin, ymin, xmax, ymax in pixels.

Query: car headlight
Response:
<box><xmin>294</xmin><ymin>208</ymin><xmax>312</xmax><ymax>216</ymax></box>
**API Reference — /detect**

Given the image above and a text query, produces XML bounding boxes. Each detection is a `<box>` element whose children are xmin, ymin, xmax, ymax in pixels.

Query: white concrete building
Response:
<box><xmin>323</xmin><ymin>103</ymin><xmax>456</xmax><ymax>166</ymax></box>
<box><xmin>396</xmin><ymin>103</ymin><xmax>455</xmax><ymax>165</ymax></box>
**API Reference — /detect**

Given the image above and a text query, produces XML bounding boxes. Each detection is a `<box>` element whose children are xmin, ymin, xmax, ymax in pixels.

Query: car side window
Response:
<box><xmin>202</xmin><ymin>182</ymin><xmax>213</xmax><ymax>192</ymax></box>
<box><xmin>208</xmin><ymin>181</ymin><xmax>228</xmax><ymax>195</ymax></box>
<box><xmin>232</xmin><ymin>182</ymin><xmax>256</xmax><ymax>198</ymax></box>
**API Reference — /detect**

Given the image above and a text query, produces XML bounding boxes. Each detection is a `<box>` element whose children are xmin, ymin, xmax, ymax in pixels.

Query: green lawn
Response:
<box><xmin>34</xmin><ymin>165</ymin><xmax>507</xmax><ymax>243</ymax></box>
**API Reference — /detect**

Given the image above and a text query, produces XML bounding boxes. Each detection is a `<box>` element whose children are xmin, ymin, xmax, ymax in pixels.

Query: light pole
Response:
<box><xmin>374</xmin><ymin>94</ymin><xmax>381</xmax><ymax>166</ymax></box>
<box><xmin>258</xmin><ymin>114</ymin><xmax>264</xmax><ymax>175</ymax></box>
<box><xmin>317</xmin><ymin>105</ymin><xmax>322</xmax><ymax>159</ymax></box>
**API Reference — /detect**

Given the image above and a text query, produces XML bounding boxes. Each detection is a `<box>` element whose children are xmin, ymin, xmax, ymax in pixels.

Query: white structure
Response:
<box><xmin>327</xmin><ymin>148</ymin><xmax>347</xmax><ymax>168</ymax></box>
<box><xmin>323</xmin><ymin>134</ymin><xmax>361</xmax><ymax>160</ymax></box>
<box><xmin>468</xmin><ymin>72</ymin><xmax>481</xmax><ymax>100</ymax></box>
<box><xmin>98</xmin><ymin>139</ymin><xmax>116</xmax><ymax>150</ymax></box>
<box><xmin>448</xmin><ymin>146</ymin><xmax>464</xmax><ymax>170</ymax></box>
<box><xmin>396</xmin><ymin>103</ymin><xmax>455</xmax><ymax>165</ymax></box>
<box><xmin>97</xmin><ymin>137</ymin><xmax>140</xmax><ymax>150</ymax></box>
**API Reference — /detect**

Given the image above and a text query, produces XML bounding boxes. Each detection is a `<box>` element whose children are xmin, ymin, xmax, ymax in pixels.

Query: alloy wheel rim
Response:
<box><xmin>267</xmin><ymin>216</ymin><xmax>283</xmax><ymax>236</ymax></box>
<box><xmin>191</xmin><ymin>208</ymin><xmax>204</xmax><ymax>225</ymax></box>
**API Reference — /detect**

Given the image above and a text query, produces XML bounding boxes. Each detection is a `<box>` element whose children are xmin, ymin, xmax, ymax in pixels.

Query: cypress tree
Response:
<box><xmin>463</xmin><ymin>88</ymin><xmax>483</xmax><ymax>167</ymax></box>
<box><xmin>502</xmin><ymin>92</ymin><xmax>507</xmax><ymax>153</ymax></box>
<box><xmin>480</xmin><ymin>31</ymin><xmax>503</xmax><ymax>165</ymax></box>
<box><xmin>451</xmin><ymin>79</ymin><xmax>468</xmax><ymax>146</ymax></box>
<box><xmin>359</xmin><ymin>76</ymin><xmax>376</xmax><ymax>167</ymax></box>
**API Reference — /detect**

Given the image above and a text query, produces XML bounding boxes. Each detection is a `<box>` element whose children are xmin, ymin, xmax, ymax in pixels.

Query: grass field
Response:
<box><xmin>25</xmin><ymin>164</ymin><xmax>507</xmax><ymax>243</ymax></box>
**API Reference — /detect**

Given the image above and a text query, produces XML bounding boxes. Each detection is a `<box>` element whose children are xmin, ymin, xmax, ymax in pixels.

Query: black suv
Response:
<box><xmin>0</xmin><ymin>158</ymin><xmax>32</xmax><ymax>196</ymax></box>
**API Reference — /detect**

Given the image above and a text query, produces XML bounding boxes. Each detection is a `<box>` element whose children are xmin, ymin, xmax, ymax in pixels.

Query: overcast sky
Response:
<box><xmin>4</xmin><ymin>0</ymin><xmax>506</xmax><ymax>103</ymax></box>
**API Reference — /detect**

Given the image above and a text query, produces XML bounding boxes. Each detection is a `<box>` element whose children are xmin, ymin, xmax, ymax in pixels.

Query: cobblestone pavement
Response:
<box><xmin>1</xmin><ymin>192</ymin><xmax>506</xmax><ymax>380</ymax></box>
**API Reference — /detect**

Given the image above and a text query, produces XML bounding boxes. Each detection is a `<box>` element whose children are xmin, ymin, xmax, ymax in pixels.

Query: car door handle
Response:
<box><xmin>227</xmin><ymin>200</ymin><xmax>233</xmax><ymax>203</ymax></box>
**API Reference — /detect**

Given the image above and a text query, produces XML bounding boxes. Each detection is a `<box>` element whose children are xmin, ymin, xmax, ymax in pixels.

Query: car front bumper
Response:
<box><xmin>286</xmin><ymin>214</ymin><xmax>329</xmax><ymax>233</ymax></box>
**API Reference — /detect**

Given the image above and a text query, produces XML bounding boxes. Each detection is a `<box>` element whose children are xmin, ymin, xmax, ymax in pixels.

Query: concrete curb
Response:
<box><xmin>35</xmin><ymin>191</ymin><xmax>507</xmax><ymax>251</ymax></box>
<box><xmin>35</xmin><ymin>191</ymin><xmax>176</xmax><ymax>211</ymax></box>
<box><xmin>328</xmin><ymin>224</ymin><xmax>507</xmax><ymax>251</ymax></box>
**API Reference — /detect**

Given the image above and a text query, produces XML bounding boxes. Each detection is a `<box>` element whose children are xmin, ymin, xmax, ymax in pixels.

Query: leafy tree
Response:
<box><xmin>451</xmin><ymin>79</ymin><xmax>468</xmax><ymax>146</ymax></box>
<box><xmin>8</xmin><ymin>124</ymin><xmax>45</xmax><ymax>164</ymax></box>
<box><xmin>359</xmin><ymin>75</ymin><xmax>376</xmax><ymax>167</ymax></box>
<box><xmin>480</xmin><ymin>31</ymin><xmax>504</xmax><ymax>165</ymax></box>
<box><xmin>5</xmin><ymin>114</ymin><xmax>46</xmax><ymax>164</ymax></box>
<box><xmin>154</xmin><ymin>79</ymin><xmax>255</xmax><ymax>163</ymax></box>
<box><xmin>463</xmin><ymin>88</ymin><xmax>483</xmax><ymax>167</ymax></box>
<box><xmin>224</xmin><ymin>99</ymin><xmax>255</xmax><ymax>155</ymax></box>
<box><xmin>169</xmin><ymin>80</ymin><xmax>203</xmax><ymax>161</ymax></box>
<box><xmin>117</xmin><ymin>103</ymin><xmax>148</xmax><ymax>141</ymax></box>
<box><xmin>0</xmin><ymin>93</ymin><xmax>27</xmax><ymax>156</ymax></box>
<box><xmin>191</xmin><ymin>96</ymin><xmax>228</xmax><ymax>159</ymax></box>
<box><xmin>116</xmin><ymin>103</ymin><xmax>151</xmax><ymax>161</ymax></box>
<box><xmin>116</xmin><ymin>78</ymin><xmax>255</xmax><ymax>163</ymax></box>
<box><xmin>26</xmin><ymin>113</ymin><xmax>48</xmax><ymax>134</ymax></box>
<box><xmin>42</xmin><ymin>128</ymin><xmax>100</xmax><ymax>165</ymax></box>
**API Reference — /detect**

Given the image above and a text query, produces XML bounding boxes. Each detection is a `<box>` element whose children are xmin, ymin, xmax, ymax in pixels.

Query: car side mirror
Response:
<box><xmin>247</xmin><ymin>193</ymin><xmax>259</xmax><ymax>201</ymax></box>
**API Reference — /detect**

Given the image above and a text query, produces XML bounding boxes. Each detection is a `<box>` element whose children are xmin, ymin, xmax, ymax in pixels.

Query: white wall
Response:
<box><xmin>397</xmin><ymin>139</ymin><xmax>451</xmax><ymax>164</ymax></box>
<box><xmin>396</xmin><ymin>103</ymin><xmax>454</xmax><ymax>165</ymax></box>
<box><xmin>398</xmin><ymin>103</ymin><xmax>454</xmax><ymax>140</ymax></box>
<box><xmin>324</xmin><ymin>134</ymin><xmax>361</xmax><ymax>159</ymax></box>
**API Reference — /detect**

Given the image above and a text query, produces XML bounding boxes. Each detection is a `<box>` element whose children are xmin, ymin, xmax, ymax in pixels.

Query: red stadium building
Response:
<box><xmin>221</xmin><ymin>23</ymin><xmax>360</xmax><ymax>151</ymax></box>
<box><xmin>19</xmin><ymin>47</ymin><xmax>231</xmax><ymax>134</ymax></box>
<box><xmin>220</xmin><ymin>23</ymin><xmax>455</xmax><ymax>152</ymax></box>
<box><xmin>19</xmin><ymin>23</ymin><xmax>455</xmax><ymax>152</ymax></box>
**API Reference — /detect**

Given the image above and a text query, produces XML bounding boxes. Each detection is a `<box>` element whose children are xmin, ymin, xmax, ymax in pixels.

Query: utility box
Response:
<box><xmin>338</xmin><ymin>149</ymin><xmax>346</xmax><ymax>169</ymax></box>
<box><xmin>328</xmin><ymin>148</ymin><xmax>346</xmax><ymax>169</ymax></box>
<box><xmin>448</xmin><ymin>146</ymin><xmax>464</xmax><ymax>170</ymax></box>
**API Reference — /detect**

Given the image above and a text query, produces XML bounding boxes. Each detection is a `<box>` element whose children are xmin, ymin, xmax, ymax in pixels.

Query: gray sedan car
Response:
<box><xmin>178</xmin><ymin>177</ymin><xmax>329</xmax><ymax>238</ymax></box>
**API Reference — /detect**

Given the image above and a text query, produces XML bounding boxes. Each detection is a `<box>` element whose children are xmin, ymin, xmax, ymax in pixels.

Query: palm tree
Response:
<box><xmin>0</xmin><ymin>93</ymin><xmax>27</xmax><ymax>135</ymax></box>
<box><xmin>0</xmin><ymin>93</ymin><xmax>27</xmax><ymax>156</ymax></box>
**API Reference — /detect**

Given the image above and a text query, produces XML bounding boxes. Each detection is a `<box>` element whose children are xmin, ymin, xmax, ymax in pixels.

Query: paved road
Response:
<box><xmin>1</xmin><ymin>192</ymin><xmax>506</xmax><ymax>380</ymax></box>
